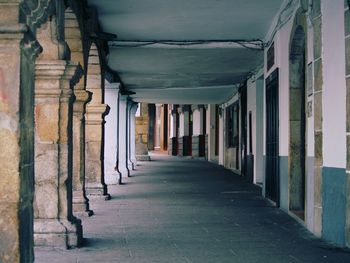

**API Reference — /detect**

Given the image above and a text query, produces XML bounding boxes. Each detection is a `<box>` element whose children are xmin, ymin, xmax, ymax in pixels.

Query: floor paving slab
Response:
<box><xmin>35</xmin><ymin>154</ymin><xmax>350</xmax><ymax>263</ymax></box>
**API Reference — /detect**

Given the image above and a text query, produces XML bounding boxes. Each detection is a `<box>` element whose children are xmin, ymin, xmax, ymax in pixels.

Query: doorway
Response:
<box><xmin>265</xmin><ymin>69</ymin><xmax>279</xmax><ymax>205</ymax></box>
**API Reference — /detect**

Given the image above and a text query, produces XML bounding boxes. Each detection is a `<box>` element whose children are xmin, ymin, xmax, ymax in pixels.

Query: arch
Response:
<box><xmin>65</xmin><ymin>7</ymin><xmax>85</xmax><ymax>71</ymax></box>
<box><xmin>86</xmin><ymin>42</ymin><xmax>103</xmax><ymax>102</ymax></box>
<box><xmin>288</xmin><ymin>11</ymin><xmax>307</xmax><ymax>219</ymax></box>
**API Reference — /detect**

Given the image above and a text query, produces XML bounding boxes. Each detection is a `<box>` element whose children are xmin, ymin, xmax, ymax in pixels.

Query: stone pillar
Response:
<box><xmin>72</xmin><ymin>89</ymin><xmax>93</xmax><ymax>217</ymax></box>
<box><xmin>104</xmin><ymin>82</ymin><xmax>121</xmax><ymax>185</ymax></box>
<box><xmin>85</xmin><ymin>102</ymin><xmax>110</xmax><ymax>199</ymax></box>
<box><xmin>129</xmin><ymin>102</ymin><xmax>138</xmax><ymax>169</ymax></box>
<box><xmin>118</xmin><ymin>95</ymin><xmax>130</xmax><ymax>177</ymax></box>
<box><xmin>207</xmin><ymin>104</ymin><xmax>217</xmax><ymax>161</ymax></box>
<box><xmin>178</xmin><ymin>105</ymin><xmax>191</xmax><ymax>156</ymax></box>
<box><xmin>169</xmin><ymin>105</ymin><xmax>178</xmax><ymax>156</ymax></box>
<box><xmin>312</xmin><ymin>0</ymin><xmax>324</xmax><ymax>237</ymax></box>
<box><xmin>127</xmin><ymin>100</ymin><xmax>133</xmax><ymax>170</ymax></box>
<box><xmin>0</xmin><ymin>21</ymin><xmax>41</xmax><ymax>263</ymax></box>
<box><xmin>34</xmin><ymin>60</ymin><xmax>83</xmax><ymax>248</ymax></box>
<box><xmin>204</xmin><ymin>105</ymin><xmax>209</xmax><ymax>159</ymax></box>
<box><xmin>191</xmin><ymin>105</ymin><xmax>205</xmax><ymax>157</ymax></box>
<box><xmin>135</xmin><ymin>103</ymin><xmax>151</xmax><ymax>161</ymax></box>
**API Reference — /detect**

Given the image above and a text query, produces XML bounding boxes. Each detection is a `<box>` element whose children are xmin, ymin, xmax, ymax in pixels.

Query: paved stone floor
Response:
<box><xmin>35</xmin><ymin>154</ymin><xmax>350</xmax><ymax>263</ymax></box>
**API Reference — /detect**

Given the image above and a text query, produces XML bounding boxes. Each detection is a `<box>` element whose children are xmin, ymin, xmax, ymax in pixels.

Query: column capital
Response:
<box><xmin>63</xmin><ymin>61</ymin><xmax>83</xmax><ymax>88</ymax></box>
<box><xmin>130</xmin><ymin>102</ymin><xmax>138</xmax><ymax>115</ymax></box>
<box><xmin>35</xmin><ymin>60</ymin><xmax>66</xmax><ymax>98</ymax></box>
<box><xmin>105</xmin><ymin>82</ymin><xmax>121</xmax><ymax>90</ymax></box>
<box><xmin>73</xmin><ymin>90</ymin><xmax>92</xmax><ymax>116</ymax></box>
<box><xmin>119</xmin><ymin>94</ymin><xmax>128</xmax><ymax>102</ymax></box>
<box><xmin>86</xmin><ymin>104</ymin><xmax>109</xmax><ymax>125</ymax></box>
<box><xmin>191</xmin><ymin>104</ymin><xmax>200</xmax><ymax>112</ymax></box>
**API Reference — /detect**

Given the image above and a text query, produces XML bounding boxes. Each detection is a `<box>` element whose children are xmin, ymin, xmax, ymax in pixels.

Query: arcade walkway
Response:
<box><xmin>35</xmin><ymin>154</ymin><xmax>350</xmax><ymax>263</ymax></box>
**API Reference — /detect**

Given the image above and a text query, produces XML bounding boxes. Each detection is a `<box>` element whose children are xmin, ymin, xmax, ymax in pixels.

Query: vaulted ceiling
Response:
<box><xmin>88</xmin><ymin>0</ymin><xmax>283</xmax><ymax>104</ymax></box>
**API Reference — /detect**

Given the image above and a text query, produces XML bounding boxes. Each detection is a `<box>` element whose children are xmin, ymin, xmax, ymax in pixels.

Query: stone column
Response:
<box><xmin>191</xmin><ymin>105</ymin><xmax>205</xmax><ymax>157</ymax></box>
<box><xmin>127</xmin><ymin>100</ymin><xmax>133</xmax><ymax>170</ymax></box>
<box><xmin>129</xmin><ymin>102</ymin><xmax>138</xmax><ymax>169</ymax></box>
<box><xmin>169</xmin><ymin>105</ymin><xmax>178</xmax><ymax>155</ymax></box>
<box><xmin>85</xmin><ymin>103</ymin><xmax>110</xmax><ymax>199</ymax></box>
<box><xmin>204</xmin><ymin>104</ymin><xmax>209</xmax><ymax>159</ymax></box>
<box><xmin>312</xmin><ymin>0</ymin><xmax>324</xmax><ymax>237</ymax></box>
<box><xmin>104</xmin><ymin>82</ymin><xmax>121</xmax><ymax>184</ymax></box>
<box><xmin>135</xmin><ymin>103</ymin><xmax>151</xmax><ymax>161</ymax></box>
<box><xmin>178</xmin><ymin>105</ymin><xmax>191</xmax><ymax>156</ymax></box>
<box><xmin>34</xmin><ymin>60</ymin><xmax>83</xmax><ymax>248</ymax></box>
<box><xmin>118</xmin><ymin>95</ymin><xmax>130</xmax><ymax>177</ymax></box>
<box><xmin>72</xmin><ymin>89</ymin><xmax>93</xmax><ymax>217</ymax></box>
<box><xmin>207</xmin><ymin>104</ymin><xmax>217</xmax><ymax>161</ymax></box>
<box><xmin>0</xmin><ymin>22</ymin><xmax>41</xmax><ymax>263</ymax></box>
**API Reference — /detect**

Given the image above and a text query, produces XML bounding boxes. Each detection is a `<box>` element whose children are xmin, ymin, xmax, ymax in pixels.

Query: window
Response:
<box><xmin>226</xmin><ymin>103</ymin><xmax>239</xmax><ymax>148</ymax></box>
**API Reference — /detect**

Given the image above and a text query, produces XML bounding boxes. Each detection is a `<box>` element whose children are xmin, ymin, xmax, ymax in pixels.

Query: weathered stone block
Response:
<box><xmin>0</xmin><ymin>203</ymin><xmax>20</xmax><ymax>263</ymax></box>
<box><xmin>314</xmin><ymin>166</ymin><xmax>323</xmax><ymax>206</ymax></box>
<box><xmin>347</xmin><ymin>136</ymin><xmax>350</xmax><ymax>170</ymax></box>
<box><xmin>345</xmin><ymin>9</ymin><xmax>350</xmax><ymax>37</ymax></box>
<box><xmin>314</xmin><ymin>206</ymin><xmax>323</xmax><ymax>237</ymax></box>
<box><xmin>35</xmin><ymin>103</ymin><xmax>59</xmax><ymax>142</ymax></box>
<box><xmin>346</xmin><ymin>38</ymin><xmax>350</xmax><ymax>76</ymax></box>
<box><xmin>314</xmin><ymin>92</ymin><xmax>322</xmax><ymax>131</ymax></box>
<box><xmin>313</xmin><ymin>17</ymin><xmax>322</xmax><ymax>60</ymax></box>
<box><xmin>312</xmin><ymin>0</ymin><xmax>321</xmax><ymax>18</ymax></box>
<box><xmin>347</xmin><ymin>79</ymin><xmax>350</xmax><ymax>132</ymax></box>
<box><xmin>314</xmin><ymin>59</ymin><xmax>323</xmax><ymax>92</ymax></box>
<box><xmin>289</xmin><ymin>89</ymin><xmax>303</xmax><ymax>121</ymax></box>
<box><xmin>34</xmin><ymin>182</ymin><xmax>59</xmax><ymax>219</ymax></box>
<box><xmin>314</xmin><ymin>131</ymin><xmax>323</xmax><ymax>166</ymax></box>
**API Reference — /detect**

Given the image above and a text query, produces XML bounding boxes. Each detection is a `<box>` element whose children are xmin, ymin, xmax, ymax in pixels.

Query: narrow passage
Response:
<box><xmin>35</xmin><ymin>154</ymin><xmax>350</xmax><ymax>263</ymax></box>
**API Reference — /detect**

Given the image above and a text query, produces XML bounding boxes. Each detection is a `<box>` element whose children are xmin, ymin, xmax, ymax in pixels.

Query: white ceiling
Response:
<box><xmin>88</xmin><ymin>0</ymin><xmax>283</xmax><ymax>104</ymax></box>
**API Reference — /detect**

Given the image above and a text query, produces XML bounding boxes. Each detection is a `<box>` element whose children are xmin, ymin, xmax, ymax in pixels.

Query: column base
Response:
<box><xmin>170</xmin><ymin>137</ymin><xmax>177</xmax><ymax>156</ymax></box>
<box><xmin>86</xmin><ymin>183</ymin><xmax>111</xmax><ymax>200</ymax></box>
<box><xmin>34</xmin><ymin>218</ymin><xmax>83</xmax><ymax>248</ymax></box>
<box><xmin>192</xmin><ymin>135</ymin><xmax>205</xmax><ymax>157</ymax></box>
<box><xmin>105</xmin><ymin>172</ymin><xmax>121</xmax><ymax>185</ymax></box>
<box><xmin>73</xmin><ymin>193</ymin><xmax>94</xmax><ymax>217</ymax></box>
<box><xmin>131</xmin><ymin>159</ymin><xmax>138</xmax><ymax>168</ymax></box>
<box><xmin>119</xmin><ymin>167</ymin><xmax>130</xmax><ymax>178</ymax></box>
<box><xmin>178</xmin><ymin>136</ymin><xmax>191</xmax><ymax>156</ymax></box>
<box><xmin>192</xmin><ymin>135</ymin><xmax>200</xmax><ymax>157</ymax></box>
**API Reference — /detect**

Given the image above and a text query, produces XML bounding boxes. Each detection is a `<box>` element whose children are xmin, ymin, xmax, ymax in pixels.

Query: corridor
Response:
<box><xmin>35</xmin><ymin>155</ymin><xmax>350</xmax><ymax>263</ymax></box>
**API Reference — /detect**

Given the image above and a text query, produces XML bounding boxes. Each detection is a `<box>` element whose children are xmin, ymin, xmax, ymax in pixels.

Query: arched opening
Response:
<box><xmin>289</xmin><ymin>24</ymin><xmax>306</xmax><ymax>219</ymax></box>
